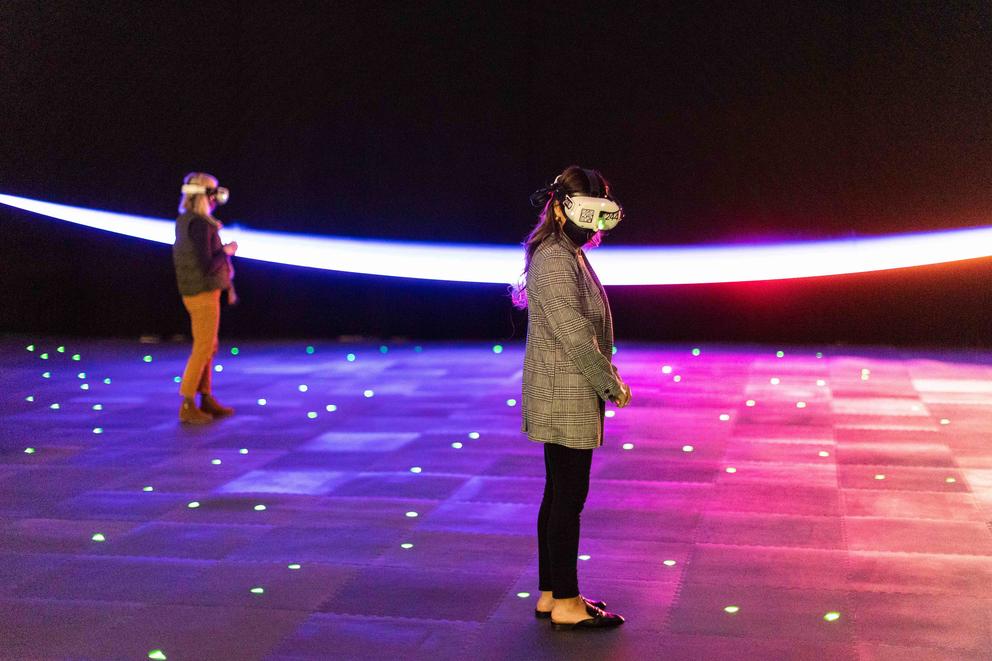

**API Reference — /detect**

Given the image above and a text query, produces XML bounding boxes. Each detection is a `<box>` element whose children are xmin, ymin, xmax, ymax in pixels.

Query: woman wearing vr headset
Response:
<box><xmin>515</xmin><ymin>166</ymin><xmax>631</xmax><ymax>630</ymax></box>
<box><xmin>172</xmin><ymin>172</ymin><xmax>238</xmax><ymax>424</ymax></box>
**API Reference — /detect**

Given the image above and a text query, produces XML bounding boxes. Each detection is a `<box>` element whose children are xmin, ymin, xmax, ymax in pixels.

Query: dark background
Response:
<box><xmin>2</xmin><ymin>2</ymin><xmax>992</xmax><ymax>346</ymax></box>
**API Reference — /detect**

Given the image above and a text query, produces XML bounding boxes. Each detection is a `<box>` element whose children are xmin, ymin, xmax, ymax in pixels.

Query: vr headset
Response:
<box><xmin>530</xmin><ymin>168</ymin><xmax>623</xmax><ymax>231</ymax></box>
<box><xmin>181</xmin><ymin>183</ymin><xmax>230</xmax><ymax>205</ymax></box>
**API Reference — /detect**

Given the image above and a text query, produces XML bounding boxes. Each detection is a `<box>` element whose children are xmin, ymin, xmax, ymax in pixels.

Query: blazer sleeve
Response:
<box><xmin>531</xmin><ymin>253</ymin><xmax>622</xmax><ymax>402</ymax></box>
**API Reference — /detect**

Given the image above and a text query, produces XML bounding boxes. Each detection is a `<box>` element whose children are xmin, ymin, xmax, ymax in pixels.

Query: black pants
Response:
<box><xmin>537</xmin><ymin>442</ymin><xmax>593</xmax><ymax>599</ymax></box>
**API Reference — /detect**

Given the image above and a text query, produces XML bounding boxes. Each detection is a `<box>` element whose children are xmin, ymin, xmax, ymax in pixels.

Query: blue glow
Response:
<box><xmin>6</xmin><ymin>193</ymin><xmax>992</xmax><ymax>284</ymax></box>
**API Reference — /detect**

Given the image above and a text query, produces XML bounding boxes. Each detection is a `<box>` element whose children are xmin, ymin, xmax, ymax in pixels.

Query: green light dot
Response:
<box><xmin>364</xmin><ymin>390</ymin><xmax>374</xmax><ymax>398</ymax></box>
<box><xmin>622</xmin><ymin>443</ymin><xmax>634</xmax><ymax>450</ymax></box>
<box><xmin>24</xmin><ymin>447</ymin><xmax>36</xmax><ymax>454</ymax></box>
<box><xmin>93</xmin><ymin>404</ymin><xmax>103</xmax><ymax>411</ymax></box>
<box><xmin>250</xmin><ymin>587</ymin><xmax>264</xmax><ymax>595</ymax></box>
<box><xmin>214</xmin><ymin>365</ymin><xmax>223</xmax><ymax>372</ymax></box>
<box><xmin>174</xmin><ymin>376</ymin><xmax>181</xmax><ymax>383</ymax></box>
<box><xmin>42</xmin><ymin>372</ymin><xmax>51</xmax><ymax>378</ymax></box>
<box><xmin>451</xmin><ymin>442</ymin><xmax>463</xmax><ymax>449</ymax></box>
<box><xmin>468</xmin><ymin>432</ymin><xmax>480</xmax><ymax>439</ymax></box>
<box><xmin>405</xmin><ymin>511</ymin><xmax>418</xmax><ymax>518</ymax></box>
<box><xmin>143</xmin><ymin>355</ymin><xmax>152</xmax><ymax>363</ymax></box>
<box><xmin>578</xmin><ymin>554</ymin><xmax>591</xmax><ymax>561</ymax></box>
<box><xmin>26</xmin><ymin>396</ymin><xmax>34</xmax><ymax>402</ymax></box>
<box><xmin>93</xmin><ymin>428</ymin><xmax>103</xmax><ymax>434</ymax></box>
<box><xmin>691</xmin><ymin>348</ymin><xmax>701</xmax><ymax>356</ymax></box>
<box><xmin>211</xmin><ymin>459</ymin><xmax>222</xmax><ymax>465</ymax></box>
<box><xmin>187</xmin><ymin>501</ymin><xmax>200</xmax><ymax>509</ymax></box>
<box><xmin>506</xmin><ymin>398</ymin><xmax>517</xmax><ymax>407</ymax></box>
<box><xmin>410</xmin><ymin>466</ymin><xmax>422</xmax><ymax>474</ymax></box>
<box><xmin>80</xmin><ymin>384</ymin><xmax>89</xmax><ymax>390</ymax></box>
<box><xmin>379</xmin><ymin>345</ymin><xmax>388</xmax><ymax>354</ymax></box>
<box><xmin>298</xmin><ymin>384</ymin><xmax>308</xmax><ymax>392</ymax></box>
<box><xmin>673</xmin><ymin>375</ymin><xmax>682</xmax><ymax>382</ymax></box>
<box><xmin>254</xmin><ymin>504</ymin><xmax>267</xmax><ymax>511</ymax></box>
<box><xmin>517</xmin><ymin>592</ymin><xmax>531</xmax><ymax>598</ymax></box>
<box><xmin>346</xmin><ymin>353</ymin><xmax>356</xmax><ymax>362</ymax></box>
<box><xmin>257</xmin><ymin>398</ymin><xmax>267</xmax><ymax>406</ymax></box>
<box><xmin>288</xmin><ymin>563</ymin><xmax>302</xmax><ymax>570</ymax></box>
<box><xmin>401</xmin><ymin>543</ymin><xmax>414</xmax><ymax>549</ymax></box>
<box><xmin>239</xmin><ymin>448</ymin><xmax>249</xmax><ymax>455</ymax></box>
<box><xmin>326</xmin><ymin>404</ymin><xmax>337</xmax><ymax>412</ymax></box>
<box><xmin>91</xmin><ymin>533</ymin><xmax>106</xmax><ymax>542</ymax></box>
<box><xmin>143</xmin><ymin>486</ymin><xmax>154</xmax><ymax>492</ymax></box>
<box><xmin>78</xmin><ymin>372</ymin><xmax>86</xmax><ymax>379</ymax></box>
<box><xmin>776</xmin><ymin>351</ymin><xmax>785</xmax><ymax>358</ymax></box>
<box><xmin>305</xmin><ymin>345</ymin><xmax>315</xmax><ymax>354</ymax></box>
<box><xmin>230</xmin><ymin>347</ymin><xmax>239</xmax><ymax>355</ymax></box>
<box><xmin>492</xmin><ymin>344</ymin><xmax>503</xmax><ymax>354</ymax></box>
<box><xmin>307</xmin><ymin>411</ymin><xmax>318</xmax><ymax>419</ymax></box>
<box><xmin>148</xmin><ymin>649</ymin><xmax>167</xmax><ymax>660</ymax></box>
<box><xmin>50</xmin><ymin>403</ymin><xmax>60</xmax><ymax>410</ymax></box>
<box><xmin>663</xmin><ymin>560</ymin><xmax>677</xmax><ymax>567</ymax></box>
<box><xmin>724</xmin><ymin>606</ymin><xmax>740</xmax><ymax>614</ymax></box>
<box><xmin>40</xmin><ymin>353</ymin><xmax>49</xmax><ymax>360</ymax></box>
<box><xmin>26</xmin><ymin>344</ymin><xmax>35</xmax><ymax>352</ymax></box>
<box><xmin>72</xmin><ymin>354</ymin><xmax>81</xmax><ymax>361</ymax></box>
<box><xmin>824</xmin><ymin>611</ymin><xmax>841</xmax><ymax>622</ymax></box>
<box><xmin>57</xmin><ymin>346</ymin><xmax>65</xmax><ymax>353</ymax></box>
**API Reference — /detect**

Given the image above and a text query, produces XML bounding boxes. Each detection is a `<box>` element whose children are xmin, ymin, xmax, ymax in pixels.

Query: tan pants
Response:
<box><xmin>179</xmin><ymin>289</ymin><xmax>220</xmax><ymax>398</ymax></box>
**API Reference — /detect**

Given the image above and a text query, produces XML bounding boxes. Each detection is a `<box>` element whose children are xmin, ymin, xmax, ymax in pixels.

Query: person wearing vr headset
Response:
<box><xmin>514</xmin><ymin>165</ymin><xmax>631</xmax><ymax>630</ymax></box>
<box><xmin>172</xmin><ymin>172</ymin><xmax>238</xmax><ymax>424</ymax></box>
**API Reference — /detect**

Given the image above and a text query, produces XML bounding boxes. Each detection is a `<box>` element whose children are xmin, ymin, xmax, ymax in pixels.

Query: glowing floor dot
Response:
<box><xmin>745</xmin><ymin>400</ymin><xmax>756</xmax><ymax>407</ymax></box>
<box><xmin>93</xmin><ymin>404</ymin><xmax>103</xmax><ymax>410</ymax></box>
<box><xmin>364</xmin><ymin>390</ymin><xmax>375</xmax><ymax>398</ymax></box>
<box><xmin>50</xmin><ymin>403</ymin><xmax>60</xmax><ymax>410</ymax></box>
<box><xmin>796</xmin><ymin>401</ymin><xmax>807</xmax><ymax>409</ymax></box>
<box><xmin>211</xmin><ymin>459</ymin><xmax>222</xmax><ymax>465</ymax></box>
<box><xmin>143</xmin><ymin>355</ymin><xmax>153</xmax><ymax>363</ymax></box>
<box><xmin>606</xmin><ymin>410</ymin><xmax>616</xmax><ymax>418</ymax></box>
<box><xmin>401</xmin><ymin>543</ymin><xmax>414</xmax><ymax>549</ymax></box>
<box><xmin>254</xmin><ymin>504</ymin><xmax>267</xmax><ymax>511</ymax></box>
<box><xmin>25</xmin><ymin>396</ymin><xmax>34</xmax><ymax>402</ymax></box>
<box><xmin>874</xmin><ymin>474</ymin><xmax>886</xmax><ymax>480</ymax></box>
<box><xmin>148</xmin><ymin>650</ymin><xmax>167</xmax><ymax>660</ymax></box>
<box><xmin>298</xmin><ymin>384</ymin><xmax>309</xmax><ymax>392</ymax></box>
<box><xmin>725</xmin><ymin>467</ymin><xmax>737</xmax><ymax>474</ymax></box>
<box><xmin>492</xmin><ymin>344</ymin><xmax>503</xmax><ymax>354</ymax></box>
<box><xmin>26</xmin><ymin>344</ymin><xmax>34</xmax><ymax>352</ymax></box>
<box><xmin>288</xmin><ymin>563</ymin><xmax>302</xmax><ymax>570</ymax></box>
<box><xmin>468</xmin><ymin>432</ymin><xmax>480</xmax><ymax>439</ymax></box>
<box><xmin>379</xmin><ymin>345</ymin><xmax>388</xmax><ymax>354</ymax></box>
<box><xmin>723</xmin><ymin>606</ymin><xmax>740</xmax><ymax>614</ymax></box>
<box><xmin>57</xmin><ymin>346</ymin><xmax>65</xmax><ymax>353</ymax></box>
<box><xmin>776</xmin><ymin>351</ymin><xmax>785</xmax><ymax>358</ymax></box>
<box><xmin>516</xmin><ymin>592</ymin><xmax>530</xmax><ymax>598</ymax></box>
<box><xmin>410</xmin><ymin>466</ymin><xmax>422</xmax><ymax>474</ymax></box>
<box><xmin>691</xmin><ymin>348</ymin><xmax>701</xmax><ymax>356</ymax></box>
<box><xmin>770</xmin><ymin>377</ymin><xmax>780</xmax><ymax>385</ymax></box>
<box><xmin>80</xmin><ymin>384</ymin><xmax>89</xmax><ymax>390</ymax></box>
<box><xmin>307</xmin><ymin>412</ymin><xmax>318</xmax><ymax>419</ymax></box>
<box><xmin>239</xmin><ymin>448</ymin><xmax>249</xmax><ymax>454</ymax></box>
<box><xmin>326</xmin><ymin>404</ymin><xmax>337</xmax><ymax>412</ymax></box>
<box><xmin>102</xmin><ymin>377</ymin><xmax>111</xmax><ymax>384</ymax></box>
<box><xmin>578</xmin><ymin>554</ymin><xmax>591</xmax><ymax>561</ymax></box>
<box><xmin>346</xmin><ymin>353</ymin><xmax>356</xmax><ymax>362</ymax></box>
<box><xmin>187</xmin><ymin>501</ymin><xmax>200</xmax><ymax>509</ymax></box>
<box><xmin>42</xmin><ymin>372</ymin><xmax>51</xmax><ymax>378</ymax></box>
<box><xmin>214</xmin><ymin>365</ymin><xmax>223</xmax><ymax>372</ymax></box>
<box><xmin>940</xmin><ymin>418</ymin><xmax>950</xmax><ymax>425</ymax></box>
<box><xmin>945</xmin><ymin>477</ymin><xmax>957</xmax><ymax>484</ymax></box>
<box><xmin>663</xmin><ymin>560</ymin><xmax>677</xmax><ymax>567</ymax></box>
<box><xmin>622</xmin><ymin>443</ymin><xmax>634</xmax><ymax>450</ymax></box>
<box><xmin>77</xmin><ymin>372</ymin><xmax>86</xmax><ymax>379</ymax></box>
<box><xmin>719</xmin><ymin>414</ymin><xmax>730</xmax><ymax>421</ymax></box>
<box><xmin>405</xmin><ymin>511</ymin><xmax>419</xmax><ymax>518</ymax></box>
<box><xmin>306</xmin><ymin>345</ymin><xmax>315</xmax><ymax>354</ymax></box>
<box><xmin>91</xmin><ymin>533</ymin><xmax>106</xmax><ymax>542</ymax></box>
<box><xmin>661</xmin><ymin>365</ymin><xmax>672</xmax><ymax>374</ymax></box>
<box><xmin>40</xmin><ymin>353</ymin><xmax>48</xmax><ymax>360</ymax></box>
<box><xmin>24</xmin><ymin>447</ymin><xmax>36</xmax><ymax>454</ymax></box>
<box><xmin>173</xmin><ymin>376</ymin><xmax>181</xmax><ymax>383</ymax></box>
<box><xmin>414</xmin><ymin>346</ymin><xmax>423</xmax><ymax>352</ymax></box>
<box><xmin>92</xmin><ymin>427</ymin><xmax>103</xmax><ymax>434</ymax></box>
<box><xmin>818</xmin><ymin>451</ymin><xmax>831</xmax><ymax>458</ymax></box>
<box><xmin>230</xmin><ymin>347</ymin><xmax>239</xmax><ymax>355</ymax></box>
<box><xmin>673</xmin><ymin>375</ymin><xmax>682</xmax><ymax>382</ymax></box>
<box><xmin>816</xmin><ymin>352</ymin><xmax>823</xmax><ymax>358</ymax></box>
<box><xmin>72</xmin><ymin>354</ymin><xmax>81</xmax><ymax>361</ymax></box>
<box><xmin>816</xmin><ymin>379</ymin><xmax>826</xmax><ymax>386</ymax></box>
<box><xmin>250</xmin><ymin>587</ymin><xmax>264</xmax><ymax>594</ymax></box>
<box><xmin>612</xmin><ymin>346</ymin><xmax>618</xmax><ymax>355</ymax></box>
<box><xmin>506</xmin><ymin>398</ymin><xmax>517</xmax><ymax>406</ymax></box>
<box><xmin>451</xmin><ymin>442</ymin><xmax>463</xmax><ymax>449</ymax></box>
<box><xmin>682</xmin><ymin>445</ymin><xmax>695</xmax><ymax>452</ymax></box>
<box><xmin>143</xmin><ymin>486</ymin><xmax>154</xmax><ymax>492</ymax></box>
<box><xmin>257</xmin><ymin>398</ymin><xmax>267</xmax><ymax>406</ymax></box>
<box><xmin>823</xmin><ymin>611</ymin><xmax>841</xmax><ymax>622</ymax></box>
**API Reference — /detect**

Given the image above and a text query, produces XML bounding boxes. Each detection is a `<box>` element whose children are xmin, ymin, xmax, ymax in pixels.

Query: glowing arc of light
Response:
<box><xmin>3</xmin><ymin>193</ymin><xmax>992</xmax><ymax>285</ymax></box>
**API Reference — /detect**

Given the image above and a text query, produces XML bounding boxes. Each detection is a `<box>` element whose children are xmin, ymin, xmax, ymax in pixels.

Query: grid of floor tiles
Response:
<box><xmin>1</xmin><ymin>337</ymin><xmax>990</xmax><ymax>660</ymax></box>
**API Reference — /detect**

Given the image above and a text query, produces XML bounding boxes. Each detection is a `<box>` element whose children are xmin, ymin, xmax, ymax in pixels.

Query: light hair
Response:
<box><xmin>178</xmin><ymin>172</ymin><xmax>219</xmax><ymax>216</ymax></box>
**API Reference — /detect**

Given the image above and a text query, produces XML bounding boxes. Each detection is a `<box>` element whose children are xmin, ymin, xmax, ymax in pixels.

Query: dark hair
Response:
<box><xmin>510</xmin><ymin>166</ymin><xmax>608</xmax><ymax>309</ymax></box>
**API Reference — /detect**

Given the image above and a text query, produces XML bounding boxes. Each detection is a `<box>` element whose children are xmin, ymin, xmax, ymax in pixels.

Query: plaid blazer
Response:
<box><xmin>521</xmin><ymin>235</ymin><xmax>622</xmax><ymax>449</ymax></box>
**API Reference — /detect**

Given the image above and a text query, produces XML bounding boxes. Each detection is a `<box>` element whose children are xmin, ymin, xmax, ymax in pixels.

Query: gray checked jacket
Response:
<box><xmin>521</xmin><ymin>234</ymin><xmax>623</xmax><ymax>449</ymax></box>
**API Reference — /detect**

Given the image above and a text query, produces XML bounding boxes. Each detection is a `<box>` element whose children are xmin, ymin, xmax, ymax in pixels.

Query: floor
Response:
<box><xmin>1</xmin><ymin>337</ymin><xmax>990</xmax><ymax>660</ymax></box>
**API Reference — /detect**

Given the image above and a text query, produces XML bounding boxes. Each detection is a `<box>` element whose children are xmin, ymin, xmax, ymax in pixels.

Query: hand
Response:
<box><xmin>223</xmin><ymin>241</ymin><xmax>238</xmax><ymax>256</ymax></box>
<box><xmin>612</xmin><ymin>380</ymin><xmax>632</xmax><ymax>408</ymax></box>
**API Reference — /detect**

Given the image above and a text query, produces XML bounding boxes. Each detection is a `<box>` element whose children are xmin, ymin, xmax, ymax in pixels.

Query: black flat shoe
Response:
<box><xmin>535</xmin><ymin>597</ymin><xmax>607</xmax><ymax>619</ymax></box>
<box><xmin>551</xmin><ymin>606</ymin><xmax>625</xmax><ymax>630</ymax></box>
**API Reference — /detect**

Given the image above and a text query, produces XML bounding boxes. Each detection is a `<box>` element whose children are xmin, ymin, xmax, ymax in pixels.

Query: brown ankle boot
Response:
<box><xmin>180</xmin><ymin>398</ymin><xmax>213</xmax><ymax>424</ymax></box>
<box><xmin>200</xmin><ymin>394</ymin><xmax>234</xmax><ymax>417</ymax></box>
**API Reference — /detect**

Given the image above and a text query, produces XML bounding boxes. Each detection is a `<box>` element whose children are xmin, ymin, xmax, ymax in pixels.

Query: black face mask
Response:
<box><xmin>563</xmin><ymin>220</ymin><xmax>595</xmax><ymax>248</ymax></box>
